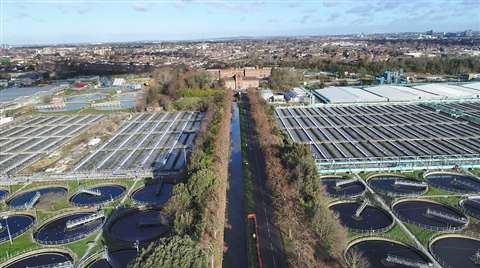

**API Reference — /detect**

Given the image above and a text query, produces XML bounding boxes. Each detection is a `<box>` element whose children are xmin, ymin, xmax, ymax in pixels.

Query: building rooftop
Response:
<box><xmin>364</xmin><ymin>85</ymin><xmax>443</xmax><ymax>102</ymax></box>
<box><xmin>413</xmin><ymin>83</ymin><xmax>480</xmax><ymax>99</ymax></box>
<box><xmin>461</xmin><ymin>82</ymin><xmax>480</xmax><ymax>91</ymax></box>
<box><xmin>315</xmin><ymin>86</ymin><xmax>387</xmax><ymax>103</ymax></box>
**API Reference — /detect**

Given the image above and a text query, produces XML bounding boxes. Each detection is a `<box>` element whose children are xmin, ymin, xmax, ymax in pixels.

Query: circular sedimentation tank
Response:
<box><xmin>34</xmin><ymin>211</ymin><xmax>104</xmax><ymax>245</ymax></box>
<box><xmin>0</xmin><ymin>189</ymin><xmax>9</xmax><ymax>200</ymax></box>
<box><xmin>131</xmin><ymin>183</ymin><xmax>173</xmax><ymax>206</ymax></box>
<box><xmin>4</xmin><ymin>251</ymin><xmax>73</xmax><ymax>268</ymax></box>
<box><xmin>107</xmin><ymin>249</ymin><xmax>138</xmax><ymax>268</ymax></box>
<box><xmin>85</xmin><ymin>249</ymin><xmax>139</xmax><ymax>268</ymax></box>
<box><xmin>107</xmin><ymin>209</ymin><xmax>169</xmax><ymax>245</ymax></box>
<box><xmin>7</xmin><ymin>186</ymin><xmax>68</xmax><ymax>209</ymax></box>
<box><xmin>368</xmin><ymin>174</ymin><xmax>428</xmax><ymax>197</ymax></box>
<box><xmin>425</xmin><ymin>172</ymin><xmax>480</xmax><ymax>193</ymax></box>
<box><xmin>71</xmin><ymin>185</ymin><xmax>126</xmax><ymax>207</ymax></box>
<box><xmin>320</xmin><ymin>177</ymin><xmax>366</xmax><ymax>198</ymax></box>
<box><xmin>392</xmin><ymin>199</ymin><xmax>468</xmax><ymax>231</ymax></box>
<box><xmin>459</xmin><ymin>198</ymin><xmax>480</xmax><ymax>220</ymax></box>
<box><xmin>329</xmin><ymin>201</ymin><xmax>393</xmax><ymax>233</ymax></box>
<box><xmin>0</xmin><ymin>214</ymin><xmax>35</xmax><ymax>244</ymax></box>
<box><xmin>430</xmin><ymin>235</ymin><xmax>480</xmax><ymax>268</ymax></box>
<box><xmin>345</xmin><ymin>238</ymin><xmax>432</xmax><ymax>268</ymax></box>
<box><xmin>86</xmin><ymin>258</ymin><xmax>112</xmax><ymax>268</ymax></box>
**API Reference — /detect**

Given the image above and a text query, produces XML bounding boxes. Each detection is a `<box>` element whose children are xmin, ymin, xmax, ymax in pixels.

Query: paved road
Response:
<box><xmin>223</xmin><ymin>103</ymin><xmax>248</xmax><ymax>268</ymax></box>
<box><xmin>242</xmin><ymin>95</ymin><xmax>287</xmax><ymax>268</ymax></box>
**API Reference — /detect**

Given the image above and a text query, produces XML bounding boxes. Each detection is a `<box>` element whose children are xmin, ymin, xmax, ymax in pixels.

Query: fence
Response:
<box><xmin>346</xmin><ymin>222</ymin><xmax>395</xmax><ymax>235</ymax></box>
<box><xmin>367</xmin><ymin>179</ymin><xmax>428</xmax><ymax>198</ymax></box>
<box><xmin>35</xmin><ymin>226</ymin><xmax>103</xmax><ymax>246</ymax></box>
<box><xmin>34</xmin><ymin>218</ymin><xmax>104</xmax><ymax>246</ymax></box>
<box><xmin>395</xmin><ymin>212</ymin><xmax>467</xmax><ymax>232</ymax></box>
<box><xmin>71</xmin><ymin>192</ymin><xmax>126</xmax><ymax>208</ymax></box>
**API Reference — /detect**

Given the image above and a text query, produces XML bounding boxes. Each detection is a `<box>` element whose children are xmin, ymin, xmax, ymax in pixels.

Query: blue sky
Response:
<box><xmin>2</xmin><ymin>0</ymin><xmax>479</xmax><ymax>45</ymax></box>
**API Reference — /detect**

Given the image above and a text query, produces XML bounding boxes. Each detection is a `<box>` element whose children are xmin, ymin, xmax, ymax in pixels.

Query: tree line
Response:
<box><xmin>246</xmin><ymin>90</ymin><xmax>348</xmax><ymax>267</ymax></box>
<box><xmin>130</xmin><ymin>90</ymin><xmax>232</xmax><ymax>267</ymax></box>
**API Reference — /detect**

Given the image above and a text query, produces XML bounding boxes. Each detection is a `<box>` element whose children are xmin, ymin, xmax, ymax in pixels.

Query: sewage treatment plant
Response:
<box><xmin>0</xmin><ymin>91</ymin><xmax>204</xmax><ymax>268</ymax></box>
<box><xmin>273</xmin><ymin>83</ymin><xmax>480</xmax><ymax>268</ymax></box>
<box><xmin>1</xmin><ymin>81</ymin><xmax>480</xmax><ymax>268</ymax></box>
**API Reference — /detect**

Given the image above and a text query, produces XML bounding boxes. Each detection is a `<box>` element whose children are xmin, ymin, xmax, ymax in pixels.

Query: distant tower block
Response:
<box><xmin>394</xmin><ymin>179</ymin><xmax>427</xmax><ymax>188</ymax></box>
<box><xmin>354</xmin><ymin>200</ymin><xmax>369</xmax><ymax>218</ymax></box>
<box><xmin>385</xmin><ymin>255</ymin><xmax>433</xmax><ymax>268</ymax></box>
<box><xmin>425</xmin><ymin>208</ymin><xmax>468</xmax><ymax>224</ymax></box>
<box><xmin>335</xmin><ymin>178</ymin><xmax>357</xmax><ymax>188</ymax></box>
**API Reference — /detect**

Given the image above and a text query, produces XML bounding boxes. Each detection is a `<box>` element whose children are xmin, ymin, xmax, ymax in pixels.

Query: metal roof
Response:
<box><xmin>461</xmin><ymin>82</ymin><xmax>480</xmax><ymax>91</ymax></box>
<box><xmin>413</xmin><ymin>83</ymin><xmax>480</xmax><ymax>99</ymax></box>
<box><xmin>315</xmin><ymin>86</ymin><xmax>387</xmax><ymax>103</ymax></box>
<box><xmin>363</xmin><ymin>85</ymin><xmax>444</xmax><ymax>102</ymax></box>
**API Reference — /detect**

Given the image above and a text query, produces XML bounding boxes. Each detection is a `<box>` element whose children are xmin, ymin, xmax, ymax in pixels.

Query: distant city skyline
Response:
<box><xmin>2</xmin><ymin>0</ymin><xmax>480</xmax><ymax>45</ymax></box>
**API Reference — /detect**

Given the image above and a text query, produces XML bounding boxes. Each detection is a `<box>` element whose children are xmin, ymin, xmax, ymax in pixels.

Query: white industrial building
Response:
<box><xmin>315</xmin><ymin>86</ymin><xmax>386</xmax><ymax>103</ymax></box>
<box><xmin>364</xmin><ymin>85</ymin><xmax>443</xmax><ymax>102</ymax></box>
<box><xmin>314</xmin><ymin>82</ymin><xmax>480</xmax><ymax>104</ymax></box>
<box><xmin>413</xmin><ymin>83</ymin><xmax>480</xmax><ymax>99</ymax></box>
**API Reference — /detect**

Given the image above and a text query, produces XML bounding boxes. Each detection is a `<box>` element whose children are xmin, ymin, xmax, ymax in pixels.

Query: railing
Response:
<box><xmin>78</xmin><ymin>188</ymin><xmax>101</xmax><ymax>197</ymax></box>
<box><xmin>335</xmin><ymin>178</ymin><xmax>357</xmax><ymax>188</ymax></box>
<box><xmin>324</xmin><ymin>189</ymin><xmax>366</xmax><ymax>199</ymax></box>
<box><xmin>395</xmin><ymin>211</ymin><xmax>467</xmax><ymax>232</ymax></box>
<box><xmin>354</xmin><ymin>200</ymin><xmax>368</xmax><ymax>218</ymax></box>
<box><xmin>369</xmin><ymin>184</ymin><xmax>428</xmax><ymax>198</ymax></box>
<box><xmin>35</xmin><ymin>226</ymin><xmax>102</xmax><ymax>245</ymax></box>
<box><xmin>345</xmin><ymin>223</ymin><xmax>394</xmax><ymax>235</ymax></box>
<box><xmin>385</xmin><ymin>254</ymin><xmax>433</xmax><ymax>268</ymax></box>
<box><xmin>27</xmin><ymin>261</ymin><xmax>73</xmax><ymax>268</ymax></box>
<box><xmin>425</xmin><ymin>208</ymin><xmax>468</xmax><ymax>225</ymax></box>
<box><xmin>66</xmin><ymin>211</ymin><xmax>105</xmax><ymax>229</ymax></box>
<box><xmin>394</xmin><ymin>179</ymin><xmax>427</xmax><ymax>188</ymax></box>
<box><xmin>71</xmin><ymin>192</ymin><xmax>125</xmax><ymax>208</ymax></box>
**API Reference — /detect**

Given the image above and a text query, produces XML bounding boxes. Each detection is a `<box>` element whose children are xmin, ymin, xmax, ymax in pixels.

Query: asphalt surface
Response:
<box><xmin>242</xmin><ymin>95</ymin><xmax>287</xmax><ymax>268</ymax></box>
<box><xmin>223</xmin><ymin>102</ymin><xmax>248</xmax><ymax>268</ymax></box>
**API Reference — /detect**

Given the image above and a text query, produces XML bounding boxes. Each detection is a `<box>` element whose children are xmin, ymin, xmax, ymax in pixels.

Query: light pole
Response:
<box><xmin>1</xmin><ymin>214</ymin><xmax>12</xmax><ymax>245</ymax></box>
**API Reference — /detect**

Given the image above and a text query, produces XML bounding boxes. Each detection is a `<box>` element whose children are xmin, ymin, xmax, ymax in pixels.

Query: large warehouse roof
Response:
<box><xmin>461</xmin><ymin>82</ymin><xmax>480</xmax><ymax>91</ymax></box>
<box><xmin>314</xmin><ymin>82</ymin><xmax>480</xmax><ymax>104</ymax></box>
<box><xmin>363</xmin><ymin>85</ymin><xmax>443</xmax><ymax>102</ymax></box>
<box><xmin>315</xmin><ymin>86</ymin><xmax>387</xmax><ymax>103</ymax></box>
<box><xmin>413</xmin><ymin>83</ymin><xmax>480</xmax><ymax>99</ymax></box>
